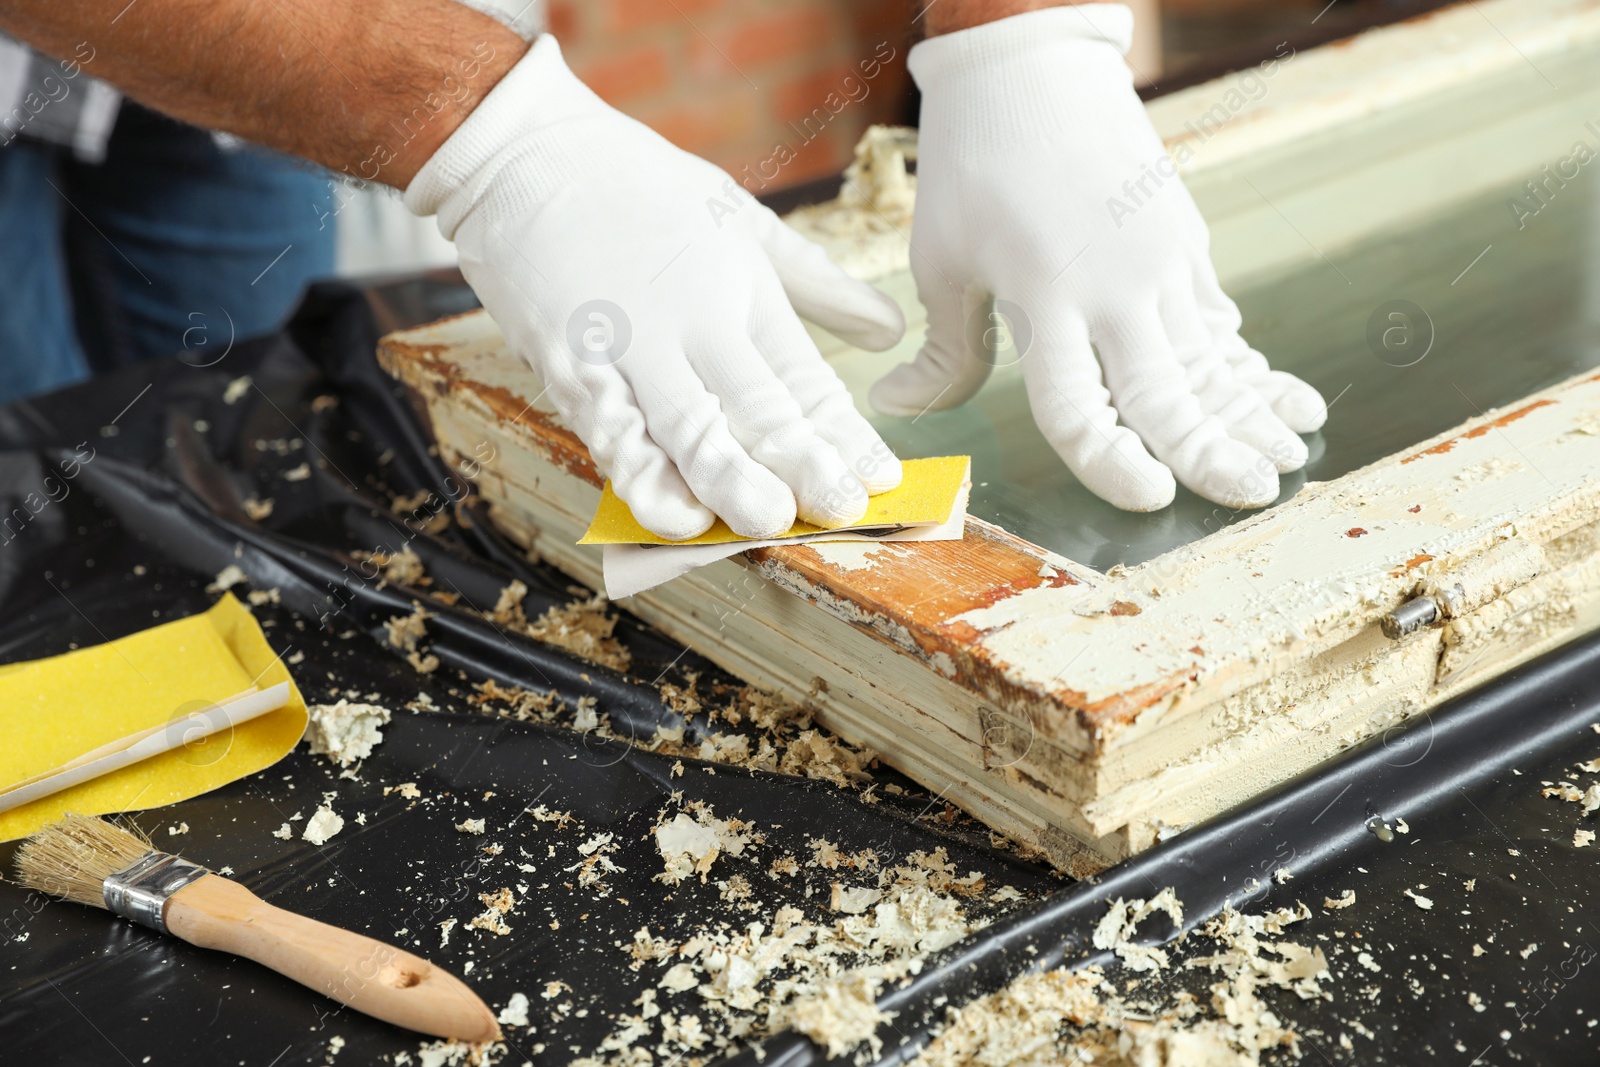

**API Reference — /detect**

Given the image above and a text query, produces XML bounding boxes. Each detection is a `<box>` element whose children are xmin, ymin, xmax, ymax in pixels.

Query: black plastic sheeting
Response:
<box><xmin>2</xmin><ymin>280</ymin><xmax>1600</xmax><ymax>1065</ymax></box>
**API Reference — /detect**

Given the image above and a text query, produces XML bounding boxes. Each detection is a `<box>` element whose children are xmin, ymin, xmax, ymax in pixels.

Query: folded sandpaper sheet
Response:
<box><xmin>1</xmin><ymin>280</ymin><xmax>1598</xmax><ymax>1065</ymax></box>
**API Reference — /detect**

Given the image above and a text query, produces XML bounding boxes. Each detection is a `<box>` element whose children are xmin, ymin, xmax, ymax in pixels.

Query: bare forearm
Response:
<box><xmin>0</xmin><ymin>0</ymin><xmax>526</xmax><ymax>187</ymax></box>
<box><xmin>926</xmin><ymin>0</ymin><xmax>1087</xmax><ymax>35</ymax></box>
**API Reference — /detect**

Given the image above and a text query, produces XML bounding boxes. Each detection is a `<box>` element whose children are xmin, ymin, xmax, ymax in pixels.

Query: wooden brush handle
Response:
<box><xmin>164</xmin><ymin>874</ymin><xmax>500</xmax><ymax>1043</ymax></box>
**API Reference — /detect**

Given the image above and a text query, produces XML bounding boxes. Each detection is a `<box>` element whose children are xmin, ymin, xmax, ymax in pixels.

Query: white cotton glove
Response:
<box><xmin>406</xmin><ymin>36</ymin><xmax>905</xmax><ymax>541</ymax></box>
<box><xmin>873</xmin><ymin>5</ymin><xmax>1326</xmax><ymax>511</ymax></box>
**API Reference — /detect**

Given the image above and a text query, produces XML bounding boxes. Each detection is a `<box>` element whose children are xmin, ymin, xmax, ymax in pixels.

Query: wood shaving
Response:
<box><xmin>356</xmin><ymin>546</ymin><xmax>427</xmax><ymax>586</ymax></box>
<box><xmin>206</xmin><ymin>564</ymin><xmax>247</xmax><ymax>594</ymax></box>
<box><xmin>1577</xmin><ymin>828</ymin><xmax>1596</xmax><ymax>847</ymax></box>
<box><xmin>404</xmin><ymin>1038</ymin><xmax>507</xmax><ymax>1066</ymax></box>
<box><xmin>386</xmin><ymin>604</ymin><xmax>432</xmax><ymax>654</ymax></box>
<box><xmin>488</xmin><ymin>581</ymin><xmax>630</xmax><ymax>672</ymax></box>
<box><xmin>284</xmin><ymin>463</ymin><xmax>311</xmax><ymax>482</ymax></box>
<box><xmin>1323</xmin><ymin>890</ymin><xmax>1356</xmax><ymax>910</ymax></box>
<box><xmin>916</xmin><ymin>895</ymin><xmax>1330</xmax><ymax>1067</ymax></box>
<box><xmin>391</xmin><ymin>489</ymin><xmax>432</xmax><ymax>513</ymax></box>
<box><xmin>567</xmin><ymin>833</ymin><xmax>625</xmax><ymax>895</ymax></box>
<box><xmin>1404</xmin><ymin>888</ymin><xmax>1433</xmax><ymax>910</ymax></box>
<box><xmin>470</xmin><ymin>888</ymin><xmax>516</xmax><ymax>936</ymax></box>
<box><xmin>786</xmin><ymin>972</ymin><xmax>893</xmax><ymax>1059</ymax></box>
<box><xmin>1091</xmin><ymin>888</ymin><xmax>1184</xmax><ymax>973</ymax></box>
<box><xmin>628</xmin><ymin>927</ymin><xmax>678</xmax><ymax>969</ymax></box>
<box><xmin>1543</xmin><ymin>782</ymin><xmax>1584</xmax><ymax>802</ymax></box>
<box><xmin>456</xmin><ymin>818</ymin><xmax>486</xmax><ymax>835</ymax></box>
<box><xmin>386</xmin><ymin>782</ymin><xmax>421</xmax><ymax>799</ymax></box>
<box><xmin>528</xmin><ymin>804</ymin><xmax>576</xmax><ymax>828</ymax></box>
<box><xmin>243</xmin><ymin>496</ymin><xmax>274</xmax><ymax>521</ymax></box>
<box><xmin>222</xmin><ymin>375</ymin><xmax>252</xmax><ymax>404</ymax></box>
<box><xmin>573</xmin><ymin>824</ymin><xmax>990</xmax><ymax>1066</ymax></box>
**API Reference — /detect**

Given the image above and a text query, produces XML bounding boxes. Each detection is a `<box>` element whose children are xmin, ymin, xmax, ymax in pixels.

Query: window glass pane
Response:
<box><xmin>838</xmin><ymin>169</ymin><xmax>1599</xmax><ymax>572</ymax></box>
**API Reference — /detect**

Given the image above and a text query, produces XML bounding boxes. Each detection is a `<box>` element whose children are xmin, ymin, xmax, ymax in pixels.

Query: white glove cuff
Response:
<box><xmin>907</xmin><ymin>4</ymin><xmax>1134</xmax><ymax>89</ymax></box>
<box><xmin>404</xmin><ymin>33</ymin><xmax>608</xmax><ymax>233</ymax></box>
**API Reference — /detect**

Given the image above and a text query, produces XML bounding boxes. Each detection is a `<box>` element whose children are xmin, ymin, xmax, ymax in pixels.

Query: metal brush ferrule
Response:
<box><xmin>102</xmin><ymin>851</ymin><xmax>209</xmax><ymax>933</ymax></box>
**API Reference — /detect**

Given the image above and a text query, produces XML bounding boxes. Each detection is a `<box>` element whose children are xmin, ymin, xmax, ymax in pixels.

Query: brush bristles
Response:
<box><xmin>15</xmin><ymin>814</ymin><xmax>157</xmax><ymax>907</ymax></box>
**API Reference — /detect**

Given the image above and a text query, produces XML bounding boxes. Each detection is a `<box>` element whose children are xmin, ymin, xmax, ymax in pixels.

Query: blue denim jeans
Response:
<box><xmin>0</xmin><ymin>103</ymin><xmax>336</xmax><ymax>405</ymax></box>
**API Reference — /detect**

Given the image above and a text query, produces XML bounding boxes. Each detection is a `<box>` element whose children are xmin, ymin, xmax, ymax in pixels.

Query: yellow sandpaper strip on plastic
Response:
<box><xmin>0</xmin><ymin>593</ymin><xmax>308</xmax><ymax>842</ymax></box>
<box><xmin>579</xmin><ymin>455</ymin><xmax>971</xmax><ymax>546</ymax></box>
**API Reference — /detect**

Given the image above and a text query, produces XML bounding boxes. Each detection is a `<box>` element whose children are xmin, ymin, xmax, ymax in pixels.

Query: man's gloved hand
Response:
<box><xmin>406</xmin><ymin>36</ymin><xmax>905</xmax><ymax>541</ymax></box>
<box><xmin>871</xmin><ymin>4</ymin><xmax>1326</xmax><ymax>512</ymax></box>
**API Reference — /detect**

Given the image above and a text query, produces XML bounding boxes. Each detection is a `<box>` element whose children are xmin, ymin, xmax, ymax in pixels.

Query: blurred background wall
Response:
<box><xmin>336</xmin><ymin>0</ymin><xmax>1455</xmax><ymax>276</ymax></box>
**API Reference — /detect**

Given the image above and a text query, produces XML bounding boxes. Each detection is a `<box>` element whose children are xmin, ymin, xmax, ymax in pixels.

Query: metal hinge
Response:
<box><xmin>1380</xmin><ymin>536</ymin><xmax>1544</xmax><ymax>640</ymax></box>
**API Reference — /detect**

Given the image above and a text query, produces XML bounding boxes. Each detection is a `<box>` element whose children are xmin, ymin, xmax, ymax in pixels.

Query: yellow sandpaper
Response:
<box><xmin>0</xmin><ymin>593</ymin><xmax>307</xmax><ymax>842</ymax></box>
<box><xmin>579</xmin><ymin>455</ymin><xmax>972</xmax><ymax>546</ymax></box>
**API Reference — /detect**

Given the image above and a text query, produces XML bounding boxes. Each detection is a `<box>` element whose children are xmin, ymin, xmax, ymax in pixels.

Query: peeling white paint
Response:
<box><xmin>807</xmin><ymin>541</ymin><xmax>904</xmax><ymax>573</ymax></box>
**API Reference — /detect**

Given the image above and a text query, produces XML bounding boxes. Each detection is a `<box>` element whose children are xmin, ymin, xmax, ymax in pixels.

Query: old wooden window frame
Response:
<box><xmin>381</xmin><ymin>0</ymin><xmax>1600</xmax><ymax>873</ymax></box>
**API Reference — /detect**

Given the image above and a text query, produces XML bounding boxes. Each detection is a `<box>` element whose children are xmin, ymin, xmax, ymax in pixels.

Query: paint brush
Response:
<box><xmin>15</xmin><ymin>814</ymin><xmax>500</xmax><ymax>1043</ymax></box>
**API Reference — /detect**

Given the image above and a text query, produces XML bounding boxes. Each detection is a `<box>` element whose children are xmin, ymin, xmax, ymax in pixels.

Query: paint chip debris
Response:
<box><xmin>654</xmin><ymin>806</ymin><xmax>755</xmax><ymax>885</ymax></box>
<box><xmin>302</xmin><ymin>805</ymin><xmax>344</xmax><ymax>845</ymax></box>
<box><xmin>829</xmin><ymin>884</ymin><xmax>883</xmax><ymax>915</ymax></box>
<box><xmin>304</xmin><ymin>700</ymin><xmax>391</xmax><ymax>766</ymax></box>
<box><xmin>497</xmin><ymin>992</ymin><xmax>530</xmax><ymax>1027</ymax></box>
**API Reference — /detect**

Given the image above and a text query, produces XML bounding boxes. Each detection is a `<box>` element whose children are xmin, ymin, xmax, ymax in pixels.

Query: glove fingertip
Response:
<box><xmin>867</xmin><ymin>373</ymin><xmax>925</xmax><ymax>418</ymax></box>
<box><xmin>1270</xmin><ymin>375</ymin><xmax>1330</xmax><ymax>434</ymax></box>
<box><xmin>632</xmin><ymin>493</ymin><xmax>717</xmax><ymax>542</ymax></box>
<box><xmin>868</xmin><ymin>357</ymin><xmax>970</xmax><ymax>418</ymax></box>
<box><xmin>842</xmin><ymin>287</ymin><xmax>908</xmax><ymax>352</ymax></box>
<box><xmin>861</xmin><ymin>452</ymin><xmax>903</xmax><ymax>495</ymax></box>
<box><xmin>1103</xmin><ymin>460</ymin><xmax>1176</xmax><ymax>512</ymax></box>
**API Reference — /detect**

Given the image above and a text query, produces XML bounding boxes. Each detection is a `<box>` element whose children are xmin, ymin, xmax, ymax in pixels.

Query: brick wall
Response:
<box><xmin>548</xmin><ymin>0</ymin><xmax>915</xmax><ymax>193</ymax></box>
